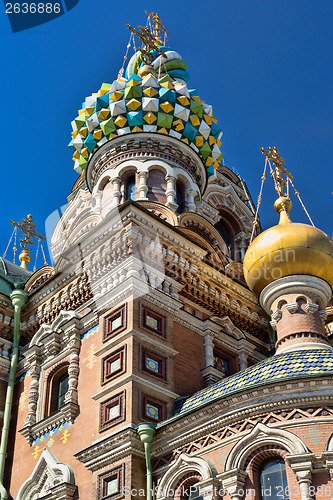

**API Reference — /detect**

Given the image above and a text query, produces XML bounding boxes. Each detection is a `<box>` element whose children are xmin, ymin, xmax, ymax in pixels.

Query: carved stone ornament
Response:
<box><xmin>156</xmin><ymin>453</ymin><xmax>218</xmax><ymax>500</ymax></box>
<box><xmin>17</xmin><ymin>449</ymin><xmax>77</xmax><ymax>500</ymax></box>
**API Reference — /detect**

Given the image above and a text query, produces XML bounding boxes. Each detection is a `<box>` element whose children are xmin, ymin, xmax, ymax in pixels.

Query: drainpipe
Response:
<box><xmin>137</xmin><ymin>423</ymin><xmax>156</xmax><ymax>500</ymax></box>
<box><xmin>0</xmin><ymin>289</ymin><xmax>28</xmax><ymax>500</ymax></box>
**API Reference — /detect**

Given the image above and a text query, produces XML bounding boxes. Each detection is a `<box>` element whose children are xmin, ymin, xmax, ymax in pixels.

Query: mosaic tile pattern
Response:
<box><xmin>146</xmin><ymin>403</ymin><xmax>160</xmax><ymax>420</ymax></box>
<box><xmin>80</xmin><ymin>324</ymin><xmax>98</xmax><ymax>342</ymax></box>
<box><xmin>146</xmin><ymin>314</ymin><xmax>159</xmax><ymax>330</ymax></box>
<box><xmin>15</xmin><ymin>369</ymin><xmax>30</xmax><ymax>384</ymax></box>
<box><xmin>69</xmin><ymin>53</ymin><xmax>223</xmax><ymax>178</ymax></box>
<box><xmin>146</xmin><ymin>356</ymin><xmax>159</xmax><ymax>373</ymax></box>
<box><xmin>32</xmin><ymin>421</ymin><xmax>72</xmax><ymax>448</ymax></box>
<box><xmin>107</xmin><ymin>478</ymin><xmax>119</xmax><ymax>495</ymax></box>
<box><xmin>173</xmin><ymin>349</ymin><xmax>333</xmax><ymax>417</ymax></box>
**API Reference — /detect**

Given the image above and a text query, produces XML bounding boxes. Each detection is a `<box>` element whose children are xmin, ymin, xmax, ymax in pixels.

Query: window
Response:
<box><xmin>184</xmin><ymin>486</ymin><xmax>203</xmax><ymax>500</ymax></box>
<box><xmin>213</xmin><ymin>348</ymin><xmax>236</xmax><ymax>376</ymax></box>
<box><xmin>259</xmin><ymin>458</ymin><xmax>289</xmax><ymax>500</ymax></box>
<box><xmin>125</xmin><ymin>175</ymin><xmax>136</xmax><ymax>201</ymax></box>
<box><xmin>44</xmin><ymin>364</ymin><xmax>70</xmax><ymax>417</ymax></box>
<box><xmin>99</xmin><ymin>466</ymin><xmax>123</xmax><ymax>500</ymax></box>
<box><xmin>100</xmin><ymin>392</ymin><xmax>125</xmax><ymax>430</ymax></box>
<box><xmin>104</xmin><ymin>305</ymin><xmax>126</xmax><ymax>340</ymax></box>
<box><xmin>215</xmin><ymin>220</ymin><xmax>234</xmax><ymax>259</ymax></box>
<box><xmin>142</xmin><ymin>349</ymin><xmax>166</xmax><ymax>379</ymax></box>
<box><xmin>102</xmin><ymin>348</ymin><xmax>125</xmax><ymax>383</ymax></box>
<box><xmin>142</xmin><ymin>307</ymin><xmax>165</xmax><ymax>336</ymax></box>
<box><xmin>142</xmin><ymin>396</ymin><xmax>165</xmax><ymax>422</ymax></box>
<box><xmin>176</xmin><ymin>180</ymin><xmax>186</xmax><ymax>213</ymax></box>
<box><xmin>56</xmin><ymin>372</ymin><xmax>69</xmax><ymax>410</ymax></box>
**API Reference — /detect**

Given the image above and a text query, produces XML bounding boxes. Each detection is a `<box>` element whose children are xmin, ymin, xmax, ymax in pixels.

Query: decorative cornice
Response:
<box><xmin>74</xmin><ymin>427</ymin><xmax>144</xmax><ymax>471</ymax></box>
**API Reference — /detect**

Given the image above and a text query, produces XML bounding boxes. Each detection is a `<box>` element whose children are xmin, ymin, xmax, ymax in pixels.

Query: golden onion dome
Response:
<box><xmin>243</xmin><ymin>196</ymin><xmax>333</xmax><ymax>296</ymax></box>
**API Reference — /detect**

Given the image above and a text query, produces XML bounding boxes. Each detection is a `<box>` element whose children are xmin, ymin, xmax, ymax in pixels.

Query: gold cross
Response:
<box><xmin>126</xmin><ymin>21</ymin><xmax>166</xmax><ymax>66</ymax></box>
<box><xmin>261</xmin><ymin>147</ymin><xmax>293</xmax><ymax>196</ymax></box>
<box><xmin>10</xmin><ymin>214</ymin><xmax>45</xmax><ymax>252</ymax></box>
<box><xmin>145</xmin><ymin>11</ymin><xmax>169</xmax><ymax>41</ymax></box>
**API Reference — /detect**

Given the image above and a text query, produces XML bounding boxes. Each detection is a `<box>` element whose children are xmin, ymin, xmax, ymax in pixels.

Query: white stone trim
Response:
<box><xmin>17</xmin><ymin>449</ymin><xmax>76</xmax><ymax>500</ymax></box>
<box><xmin>156</xmin><ymin>453</ymin><xmax>218</xmax><ymax>500</ymax></box>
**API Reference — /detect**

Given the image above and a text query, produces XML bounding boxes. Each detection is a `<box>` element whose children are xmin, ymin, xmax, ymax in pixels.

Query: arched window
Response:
<box><xmin>215</xmin><ymin>220</ymin><xmax>234</xmax><ymax>259</ymax></box>
<box><xmin>56</xmin><ymin>372</ymin><xmax>69</xmax><ymax>410</ymax></box>
<box><xmin>125</xmin><ymin>175</ymin><xmax>136</xmax><ymax>201</ymax></box>
<box><xmin>44</xmin><ymin>364</ymin><xmax>69</xmax><ymax>416</ymax></box>
<box><xmin>176</xmin><ymin>180</ymin><xmax>186</xmax><ymax>214</ymax></box>
<box><xmin>259</xmin><ymin>458</ymin><xmax>289</xmax><ymax>500</ymax></box>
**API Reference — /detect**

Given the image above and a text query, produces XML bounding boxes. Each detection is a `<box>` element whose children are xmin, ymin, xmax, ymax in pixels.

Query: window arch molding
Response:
<box><xmin>156</xmin><ymin>453</ymin><xmax>218</xmax><ymax>500</ymax></box>
<box><xmin>218</xmin><ymin>423</ymin><xmax>315</xmax><ymax>500</ymax></box>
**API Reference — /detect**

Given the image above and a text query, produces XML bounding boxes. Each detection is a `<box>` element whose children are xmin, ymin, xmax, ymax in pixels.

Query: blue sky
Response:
<box><xmin>1</xmin><ymin>0</ymin><xmax>332</xmax><ymax>267</ymax></box>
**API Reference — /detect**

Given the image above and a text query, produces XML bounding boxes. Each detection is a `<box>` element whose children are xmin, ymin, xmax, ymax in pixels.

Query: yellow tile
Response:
<box><xmin>190</xmin><ymin>115</ymin><xmax>200</xmax><ymax>127</ymax></box>
<box><xmin>114</xmin><ymin>115</ymin><xmax>127</xmax><ymax>128</ymax></box>
<box><xmin>73</xmin><ymin>150</ymin><xmax>80</xmax><ymax>160</ymax></box>
<box><xmin>93</xmin><ymin>129</ymin><xmax>103</xmax><ymax>140</ymax></box>
<box><xmin>81</xmin><ymin>147</ymin><xmax>89</xmax><ymax>158</ymax></box>
<box><xmin>143</xmin><ymin>112</ymin><xmax>157</xmax><ymax>124</ymax></box>
<box><xmin>143</xmin><ymin>87</ymin><xmax>158</xmax><ymax>97</ymax></box>
<box><xmin>98</xmin><ymin>109</ymin><xmax>110</xmax><ymax>120</ymax></box>
<box><xmin>132</xmin><ymin>126</ymin><xmax>143</xmax><ymax>132</ymax></box>
<box><xmin>173</xmin><ymin>119</ymin><xmax>184</xmax><ymax>131</ymax></box>
<box><xmin>110</xmin><ymin>91</ymin><xmax>123</xmax><ymax>102</ymax></box>
<box><xmin>85</xmin><ymin>106</ymin><xmax>95</xmax><ymax>117</ymax></box>
<box><xmin>195</xmin><ymin>136</ymin><xmax>204</xmax><ymax>147</ymax></box>
<box><xmin>126</xmin><ymin>98</ymin><xmax>141</xmax><ymax>111</ymax></box>
<box><xmin>160</xmin><ymin>102</ymin><xmax>174</xmax><ymax>113</ymax></box>
<box><xmin>79</xmin><ymin>127</ymin><xmax>88</xmax><ymax>138</ymax></box>
<box><xmin>71</xmin><ymin>129</ymin><xmax>78</xmax><ymax>138</ymax></box>
<box><xmin>203</xmin><ymin>114</ymin><xmax>213</xmax><ymax>125</ymax></box>
<box><xmin>177</xmin><ymin>96</ymin><xmax>190</xmax><ymax>106</ymax></box>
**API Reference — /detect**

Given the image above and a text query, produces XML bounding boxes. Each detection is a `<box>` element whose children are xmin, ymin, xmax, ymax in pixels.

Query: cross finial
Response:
<box><xmin>261</xmin><ymin>147</ymin><xmax>294</xmax><ymax>197</ymax></box>
<box><xmin>10</xmin><ymin>214</ymin><xmax>45</xmax><ymax>270</ymax></box>
<box><xmin>145</xmin><ymin>11</ymin><xmax>169</xmax><ymax>43</ymax></box>
<box><xmin>126</xmin><ymin>12</ymin><xmax>167</xmax><ymax>67</ymax></box>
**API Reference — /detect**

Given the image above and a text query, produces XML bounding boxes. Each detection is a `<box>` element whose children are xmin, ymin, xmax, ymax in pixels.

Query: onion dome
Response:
<box><xmin>68</xmin><ymin>53</ymin><xmax>223</xmax><ymax>179</ymax></box>
<box><xmin>243</xmin><ymin>196</ymin><xmax>333</xmax><ymax>296</ymax></box>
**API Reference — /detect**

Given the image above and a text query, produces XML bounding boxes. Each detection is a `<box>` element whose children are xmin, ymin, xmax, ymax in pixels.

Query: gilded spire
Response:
<box><xmin>261</xmin><ymin>147</ymin><xmax>294</xmax><ymax>224</ymax></box>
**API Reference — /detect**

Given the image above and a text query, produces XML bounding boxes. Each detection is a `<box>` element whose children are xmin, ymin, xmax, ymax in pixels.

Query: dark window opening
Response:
<box><xmin>259</xmin><ymin>458</ymin><xmax>289</xmax><ymax>500</ymax></box>
<box><xmin>215</xmin><ymin>220</ymin><xmax>234</xmax><ymax>259</ymax></box>
<box><xmin>126</xmin><ymin>175</ymin><xmax>136</xmax><ymax>201</ymax></box>
<box><xmin>176</xmin><ymin>180</ymin><xmax>186</xmax><ymax>213</ymax></box>
<box><xmin>56</xmin><ymin>372</ymin><xmax>69</xmax><ymax>410</ymax></box>
<box><xmin>184</xmin><ymin>487</ymin><xmax>203</xmax><ymax>500</ymax></box>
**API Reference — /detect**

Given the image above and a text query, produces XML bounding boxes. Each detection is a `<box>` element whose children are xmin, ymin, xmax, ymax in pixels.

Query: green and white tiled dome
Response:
<box><xmin>68</xmin><ymin>66</ymin><xmax>223</xmax><ymax>178</ymax></box>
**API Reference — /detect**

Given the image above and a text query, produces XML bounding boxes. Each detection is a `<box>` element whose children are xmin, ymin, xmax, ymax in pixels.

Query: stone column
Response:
<box><xmin>92</xmin><ymin>191</ymin><xmax>102</xmax><ymax>215</ymax></box>
<box><xmin>238</xmin><ymin>351</ymin><xmax>248</xmax><ymax>371</ymax></box>
<box><xmin>138</xmin><ymin>171</ymin><xmax>149</xmax><ymax>200</ymax></box>
<box><xmin>24</xmin><ymin>351</ymin><xmax>41</xmax><ymax>426</ymax></box>
<box><xmin>65</xmin><ymin>338</ymin><xmax>80</xmax><ymax>405</ymax></box>
<box><xmin>287</xmin><ymin>453</ymin><xmax>315</xmax><ymax>500</ymax></box>
<box><xmin>165</xmin><ymin>175</ymin><xmax>177</xmax><ymax>212</ymax></box>
<box><xmin>218</xmin><ymin>469</ymin><xmax>247</xmax><ymax>500</ymax></box>
<box><xmin>204</xmin><ymin>334</ymin><xmax>215</xmax><ymax>367</ymax></box>
<box><xmin>234</xmin><ymin>231</ymin><xmax>250</xmax><ymax>261</ymax></box>
<box><xmin>111</xmin><ymin>177</ymin><xmax>121</xmax><ymax>206</ymax></box>
<box><xmin>186</xmin><ymin>189</ymin><xmax>196</xmax><ymax>212</ymax></box>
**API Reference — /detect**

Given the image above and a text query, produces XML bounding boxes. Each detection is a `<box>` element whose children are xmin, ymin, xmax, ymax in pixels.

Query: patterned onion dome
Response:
<box><xmin>243</xmin><ymin>196</ymin><xmax>333</xmax><ymax>296</ymax></box>
<box><xmin>68</xmin><ymin>46</ymin><xmax>223</xmax><ymax>178</ymax></box>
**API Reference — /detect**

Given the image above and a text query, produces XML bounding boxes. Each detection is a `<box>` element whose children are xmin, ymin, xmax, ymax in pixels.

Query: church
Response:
<box><xmin>1</xmin><ymin>13</ymin><xmax>333</xmax><ymax>500</ymax></box>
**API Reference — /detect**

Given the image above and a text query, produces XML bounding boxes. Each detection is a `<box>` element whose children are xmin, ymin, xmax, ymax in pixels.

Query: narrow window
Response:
<box><xmin>56</xmin><ymin>372</ymin><xmax>69</xmax><ymax>410</ymax></box>
<box><xmin>126</xmin><ymin>175</ymin><xmax>136</xmax><ymax>201</ymax></box>
<box><xmin>259</xmin><ymin>458</ymin><xmax>289</xmax><ymax>500</ymax></box>
<box><xmin>176</xmin><ymin>180</ymin><xmax>186</xmax><ymax>213</ymax></box>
